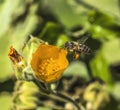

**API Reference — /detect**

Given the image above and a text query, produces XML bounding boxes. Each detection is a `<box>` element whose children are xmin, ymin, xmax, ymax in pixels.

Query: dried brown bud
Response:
<box><xmin>8</xmin><ymin>46</ymin><xmax>25</xmax><ymax>67</ymax></box>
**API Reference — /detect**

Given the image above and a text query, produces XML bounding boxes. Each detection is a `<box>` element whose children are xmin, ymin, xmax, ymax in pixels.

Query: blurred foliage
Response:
<box><xmin>0</xmin><ymin>0</ymin><xmax>120</xmax><ymax>110</ymax></box>
<box><xmin>12</xmin><ymin>81</ymin><xmax>40</xmax><ymax>110</ymax></box>
<box><xmin>0</xmin><ymin>92</ymin><xmax>12</xmax><ymax>110</ymax></box>
<box><xmin>83</xmin><ymin>81</ymin><xmax>110</xmax><ymax>110</ymax></box>
<box><xmin>0</xmin><ymin>0</ymin><xmax>40</xmax><ymax>81</ymax></box>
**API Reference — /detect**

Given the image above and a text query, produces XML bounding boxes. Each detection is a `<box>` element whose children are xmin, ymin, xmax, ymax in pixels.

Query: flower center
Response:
<box><xmin>38</xmin><ymin>58</ymin><xmax>61</xmax><ymax>76</ymax></box>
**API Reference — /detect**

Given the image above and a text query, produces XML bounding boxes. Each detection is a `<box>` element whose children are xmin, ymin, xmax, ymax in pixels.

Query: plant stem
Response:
<box><xmin>53</xmin><ymin>91</ymin><xmax>80</xmax><ymax>110</ymax></box>
<box><xmin>33</xmin><ymin>78</ymin><xmax>81</xmax><ymax>110</ymax></box>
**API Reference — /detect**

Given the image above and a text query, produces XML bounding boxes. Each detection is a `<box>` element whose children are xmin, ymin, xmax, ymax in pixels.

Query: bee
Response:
<box><xmin>64</xmin><ymin>37</ymin><xmax>91</xmax><ymax>59</ymax></box>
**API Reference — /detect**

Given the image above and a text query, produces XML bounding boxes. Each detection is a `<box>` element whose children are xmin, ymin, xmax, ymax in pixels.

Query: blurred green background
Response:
<box><xmin>0</xmin><ymin>0</ymin><xmax>120</xmax><ymax>110</ymax></box>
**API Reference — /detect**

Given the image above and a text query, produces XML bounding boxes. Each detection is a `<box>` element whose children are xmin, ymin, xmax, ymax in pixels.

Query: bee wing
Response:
<box><xmin>77</xmin><ymin>33</ymin><xmax>90</xmax><ymax>44</ymax></box>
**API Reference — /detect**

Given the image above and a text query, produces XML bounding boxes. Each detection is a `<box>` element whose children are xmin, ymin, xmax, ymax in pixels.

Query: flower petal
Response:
<box><xmin>31</xmin><ymin>43</ymin><xmax>68</xmax><ymax>83</ymax></box>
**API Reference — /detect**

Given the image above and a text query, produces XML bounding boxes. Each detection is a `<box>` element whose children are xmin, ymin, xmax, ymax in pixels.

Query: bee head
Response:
<box><xmin>64</xmin><ymin>41</ymin><xmax>74</xmax><ymax>52</ymax></box>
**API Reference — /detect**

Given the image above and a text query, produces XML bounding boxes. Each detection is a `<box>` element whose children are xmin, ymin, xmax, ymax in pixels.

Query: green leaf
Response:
<box><xmin>0</xmin><ymin>0</ymin><xmax>21</xmax><ymax>36</ymax></box>
<box><xmin>112</xmin><ymin>82</ymin><xmax>120</xmax><ymax>100</ymax></box>
<box><xmin>39</xmin><ymin>22</ymin><xmax>64</xmax><ymax>44</ymax></box>
<box><xmin>90</xmin><ymin>25</ymin><xmax>118</xmax><ymax>41</ymax></box>
<box><xmin>64</xmin><ymin>61</ymin><xmax>89</xmax><ymax>80</ymax></box>
<box><xmin>46</xmin><ymin>0</ymin><xmax>89</xmax><ymax>28</ymax></box>
<box><xmin>84</xmin><ymin>0</ymin><xmax>120</xmax><ymax>18</ymax></box>
<box><xmin>90</xmin><ymin>52</ymin><xmax>113</xmax><ymax>86</ymax></box>
<box><xmin>90</xmin><ymin>38</ymin><xmax>120</xmax><ymax>87</ymax></box>
<box><xmin>37</xmin><ymin>107</ymin><xmax>51</xmax><ymax>110</ymax></box>
<box><xmin>90</xmin><ymin>39</ymin><xmax>120</xmax><ymax>86</ymax></box>
<box><xmin>0</xmin><ymin>93</ymin><xmax>12</xmax><ymax>110</ymax></box>
<box><xmin>101</xmin><ymin>39</ymin><xmax>120</xmax><ymax>64</ymax></box>
<box><xmin>0</xmin><ymin>12</ymin><xmax>39</xmax><ymax>82</ymax></box>
<box><xmin>88</xmin><ymin>11</ymin><xmax>120</xmax><ymax>41</ymax></box>
<box><xmin>55</xmin><ymin>34</ymin><xmax>70</xmax><ymax>47</ymax></box>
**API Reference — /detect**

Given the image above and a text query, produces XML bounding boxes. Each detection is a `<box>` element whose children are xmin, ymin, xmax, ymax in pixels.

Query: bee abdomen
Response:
<box><xmin>79</xmin><ymin>44</ymin><xmax>91</xmax><ymax>54</ymax></box>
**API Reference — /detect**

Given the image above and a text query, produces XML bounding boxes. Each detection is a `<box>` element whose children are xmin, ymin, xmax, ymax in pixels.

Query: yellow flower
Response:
<box><xmin>31</xmin><ymin>43</ymin><xmax>69</xmax><ymax>83</ymax></box>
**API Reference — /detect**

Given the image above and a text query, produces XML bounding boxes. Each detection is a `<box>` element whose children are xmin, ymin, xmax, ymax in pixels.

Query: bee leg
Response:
<box><xmin>73</xmin><ymin>51</ymin><xmax>80</xmax><ymax>60</ymax></box>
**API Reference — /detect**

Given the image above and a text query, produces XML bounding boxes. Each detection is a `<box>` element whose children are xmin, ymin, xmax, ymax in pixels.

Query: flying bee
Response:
<box><xmin>64</xmin><ymin>37</ymin><xmax>92</xmax><ymax>59</ymax></box>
